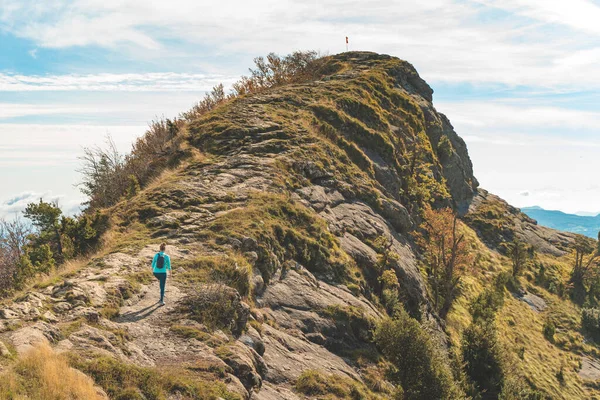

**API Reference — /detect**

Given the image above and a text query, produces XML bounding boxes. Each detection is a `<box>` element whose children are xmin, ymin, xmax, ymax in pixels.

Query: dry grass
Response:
<box><xmin>0</xmin><ymin>344</ymin><xmax>103</xmax><ymax>400</ymax></box>
<box><xmin>0</xmin><ymin>256</ymin><xmax>89</xmax><ymax>308</ymax></box>
<box><xmin>497</xmin><ymin>295</ymin><xmax>590</xmax><ymax>399</ymax></box>
<box><xmin>445</xmin><ymin>222</ymin><xmax>600</xmax><ymax>399</ymax></box>
<box><xmin>445</xmin><ymin>223</ymin><xmax>505</xmax><ymax>347</ymax></box>
<box><xmin>295</xmin><ymin>369</ymin><xmax>388</xmax><ymax>400</ymax></box>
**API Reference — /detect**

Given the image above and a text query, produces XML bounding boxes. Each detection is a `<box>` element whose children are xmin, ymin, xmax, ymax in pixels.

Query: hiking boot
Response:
<box><xmin>160</xmin><ymin>301</ymin><xmax>165</xmax><ymax>306</ymax></box>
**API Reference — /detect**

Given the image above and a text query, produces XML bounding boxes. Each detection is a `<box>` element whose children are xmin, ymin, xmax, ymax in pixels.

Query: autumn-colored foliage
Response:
<box><xmin>415</xmin><ymin>206</ymin><xmax>472</xmax><ymax>318</ymax></box>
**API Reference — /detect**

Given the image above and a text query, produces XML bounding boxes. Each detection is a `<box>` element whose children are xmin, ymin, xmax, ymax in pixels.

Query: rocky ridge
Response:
<box><xmin>0</xmin><ymin>52</ymin><xmax>587</xmax><ymax>399</ymax></box>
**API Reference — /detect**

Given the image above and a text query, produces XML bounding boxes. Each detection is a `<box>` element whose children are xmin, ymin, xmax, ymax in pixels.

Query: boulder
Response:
<box><xmin>11</xmin><ymin>321</ymin><xmax>61</xmax><ymax>354</ymax></box>
<box><xmin>218</xmin><ymin>341</ymin><xmax>267</xmax><ymax>392</ymax></box>
<box><xmin>53</xmin><ymin>302</ymin><xmax>72</xmax><ymax>313</ymax></box>
<box><xmin>0</xmin><ymin>308</ymin><xmax>19</xmax><ymax>319</ymax></box>
<box><xmin>379</xmin><ymin>197</ymin><xmax>412</xmax><ymax>232</ymax></box>
<box><xmin>242</xmin><ymin>237</ymin><xmax>258</xmax><ymax>252</ymax></box>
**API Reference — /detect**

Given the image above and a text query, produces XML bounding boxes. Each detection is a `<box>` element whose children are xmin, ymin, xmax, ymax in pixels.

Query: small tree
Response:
<box><xmin>462</xmin><ymin>276</ymin><xmax>506</xmax><ymax>398</ymax></box>
<box><xmin>0</xmin><ymin>217</ymin><xmax>31</xmax><ymax>294</ymax></box>
<box><xmin>506</xmin><ymin>239</ymin><xmax>534</xmax><ymax>277</ymax></box>
<box><xmin>462</xmin><ymin>321</ymin><xmax>504</xmax><ymax>397</ymax></box>
<box><xmin>375</xmin><ymin>308</ymin><xmax>461</xmax><ymax>399</ymax></box>
<box><xmin>126</xmin><ymin>175</ymin><xmax>141</xmax><ymax>199</ymax></box>
<box><xmin>24</xmin><ymin>199</ymin><xmax>64</xmax><ymax>259</ymax></box>
<box><xmin>570</xmin><ymin>235</ymin><xmax>598</xmax><ymax>304</ymax></box>
<box><xmin>78</xmin><ymin>135</ymin><xmax>127</xmax><ymax>209</ymax></box>
<box><xmin>379</xmin><ymin>269</ymin><xmax>401</xmax><ymax>314</ymax></box>
<box><xmin>415</xmin><ymin>206</ymin><xmax>472</xmax><ymax>318</ymax></box>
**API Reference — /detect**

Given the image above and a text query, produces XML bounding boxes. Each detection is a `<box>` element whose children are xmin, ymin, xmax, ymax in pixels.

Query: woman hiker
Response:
<box><xmin>152</xmin><ymin>243</ymin><xmax>171</xmax><ymax>306</ymax></box>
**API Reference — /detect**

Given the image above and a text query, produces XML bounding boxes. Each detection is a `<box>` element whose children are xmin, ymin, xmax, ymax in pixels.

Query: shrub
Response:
<box><xmin>382</xmin><ymin>288</ymin><xmax>400</xmax><ymax>315</ymax></box>
<box><xmin>126</xmin><ymin>175</ymin><xmax>141</xmax><ymax>199</ymax></box>
<box><xmin>379</xmin><ymin>269</ymin><xmax>399</xmax><ymax>289</ymax></box>
<box><xmin>182</xmin><ymin>255</ymin><xmax>252</xmax><ymax>297</ymax></box>
<box><xmin>504</xmin><ymin>239</ymin><xmax>534</xmax><ymax>277</ymax></box>
<box><xmin>543</xmin><ymin>320</ymin><xmax>556</xmax><ymax>343</ymax></box>
<box><xmin>582</xmin><ymin>307</ymin><xmax>600</xmax><ymax>340</ymax></box>
<box><xmin>0</xmin><ymin>217</ymin><xmax>30</xmax><ymax>294</ymax></box>
<box><xmin>180</xmin><ymin>84</ymin><xmax>227</xmax><ymax>121</ymax></box>
<box><xmin>232</xmin><ymin>51</ymin><xmax>325</xmax><ymax>96</ymax></box>
<box><xmin>556</xmin><ymin>365</ymin><xmax>565</xmax><ymax>383</ymax></box>
<box><xmin>295</xmin><ymin>369</ymin><xmax>372</xmax><ymax>399</ymax></box>
<box><xmin>462</xmin><ymin>321</ymin><xmax>504</xmax><ymax>397</ymax></box>
<box><xmin>347</xmin><ymin>283</ymin><xmax>361</xmax><ymax>296</ymax></box>
<box><xmin>0</xmin><ymin>200</ymin><xmax>109</xmax><ymax>298</ymax></box>
<box><xmin>470</xmin><ymin>285</ymin><xmax>505</xmax><ymax>323</ymax></box>
<box><xmin>436</xmin><ymin>135</ymin><xmax>454</xmax><ymax>161</ymax></box>
<box><xmin>182</xmin><ymin>284</ymin><xmax>245</xmax><ymax>333</ymax></box>
<box><xmin>79</xmin><ymin>119</ymin><xmax>184</xmax><ymax>210</ymax></box>
<box><xmin>374</xmin><ymin>309</ymin><xmax>461</xmax><ymax>399</ymax></box>
<box><xmin>497</xmin><ymin>271</ymin><xmax>521</xmax><ymax>293</ymax></box>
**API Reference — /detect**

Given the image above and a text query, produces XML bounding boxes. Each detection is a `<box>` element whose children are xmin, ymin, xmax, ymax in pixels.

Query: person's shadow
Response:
<box><xmin>117</xmin><ymin>303</ymin><xmax>162</xmax><ymax>322</ymax></box>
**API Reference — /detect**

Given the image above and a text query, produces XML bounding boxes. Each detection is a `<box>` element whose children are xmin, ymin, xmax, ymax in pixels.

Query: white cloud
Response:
<box><xmin>439</xmin><ymin>97</ymin><xmax>600</xmax><ymax>214</ymax></box>
<box><xmin>0</xmin><ymin>124</ymin><xmax>144</xmax><ymax>166</ymax></box>
<box><xmin>0</xmin><ymin>125</ymin><xmax>143</xmax><ymax>218</ymax></box>
<box><xmin>0</xmin><ymin>103</ymin><xmax>100</xmax><ymax>119</ymax></box>
<box><xmin>1</xmin><ymin>0</ymin><xmax>600</xmax><ymax>89</ymax></box>
<box><xmin>438</xmin><ymin>101</ymin><xmax>600</xmax><ymax>131</ymax></box>
<box><xmin>477</xmin><ymin>0</ymin><xmax>600</xmax><ymax>35</ymax></box>
<box><xmin>0</xmin><ymin>191</ymin><xmax>78</xmax><ymax>219</ymax></box>
<box><xmin>0</xmin><ymin>72</ymin><xmax>235</xmax><ymax>91</ymax></box>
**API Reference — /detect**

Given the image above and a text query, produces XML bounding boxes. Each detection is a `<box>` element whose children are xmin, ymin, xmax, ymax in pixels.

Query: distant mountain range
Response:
<box><xmin>521</xmin><ymin>206</ymin><xmax>600</xmax><ymax>238</ymax></box>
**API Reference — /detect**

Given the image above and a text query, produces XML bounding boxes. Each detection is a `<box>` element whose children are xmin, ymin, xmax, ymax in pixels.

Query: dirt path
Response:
<box><xmin>113</xmin><ymin>273</ymin><xmax>206</xmax><ymax>367</ymax></box>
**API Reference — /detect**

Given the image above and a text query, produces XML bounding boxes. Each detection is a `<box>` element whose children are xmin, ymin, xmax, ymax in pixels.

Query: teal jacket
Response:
<box><xmin>152</xmin><ymin>252</ymin><xmax>171</xmax><ymax>273</ymax></box>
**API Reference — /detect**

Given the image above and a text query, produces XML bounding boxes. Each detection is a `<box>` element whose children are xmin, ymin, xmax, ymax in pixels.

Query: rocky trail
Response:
<box><xmin>0</xmin><ymin>236</ymin><xmax>386</xmax><ymax>399</ymax></box>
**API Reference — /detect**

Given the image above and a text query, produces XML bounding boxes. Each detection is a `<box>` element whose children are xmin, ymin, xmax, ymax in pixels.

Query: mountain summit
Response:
<box><xmin>1</xmin><ymin>52</ymin><xmax>597</xmax><ymax>399</ymax></box>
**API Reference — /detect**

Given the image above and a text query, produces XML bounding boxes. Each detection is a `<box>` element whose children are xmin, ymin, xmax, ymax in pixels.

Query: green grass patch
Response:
<box><xmin>170</xmin><ymin>325</ymin><xmax>226</xmax><ymax>348</ymax></box>
<box><xmin>69</xmin><ymin>353</ymin><xmax>241</xmax><ymax>400</ymax></box>
<box><xmin>295</xmin><ymin>369</ymin><xmax>386</xmax><ymax>400</ymax></box>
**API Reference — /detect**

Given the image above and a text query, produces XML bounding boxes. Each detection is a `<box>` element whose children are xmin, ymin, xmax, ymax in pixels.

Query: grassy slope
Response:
<box><xmin>455</xmin><ymin>194</ymin><xmax>600</xmax><ymax>399</ymax></box>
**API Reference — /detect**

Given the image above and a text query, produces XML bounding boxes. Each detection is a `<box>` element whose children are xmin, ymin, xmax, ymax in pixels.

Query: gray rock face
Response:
<box><xmin>425</xmin><ymin>110</ymin><xmax>479</xmax><ymax>214</ymax></box>
<box><xmin>467</xmin><ymin>189</ymin><xmax>577</xmax><ymax>256</ymax></box>
<box><xmin>320</xmin><ymin>201</ymin><xmax>428</xmax><ymax>313</ymax></box>
<box><xmin>11</xmin><ymin>321</ymin><xmax>61</xmax><ymax>354</ymax></box>
<box><xmin>516</xmin><ymin>292</ymin><xmax>547</xmax><ymax>313</ymax></box>
<box><xmin>384</xmin><ymin>57</ymin><xmax>479</xmax><ymax>212</ymax></box>
<box><xmin>295</xmin><ymin>185</ymin><xmax>345</xmax><ymax>212</ymax></box>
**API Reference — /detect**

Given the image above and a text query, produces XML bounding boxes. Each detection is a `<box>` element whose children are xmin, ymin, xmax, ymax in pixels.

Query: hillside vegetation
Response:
<box><xmin>1</xmin><ymin>51</ymin><xmax>600</xmax><ymax>400</ymax></box>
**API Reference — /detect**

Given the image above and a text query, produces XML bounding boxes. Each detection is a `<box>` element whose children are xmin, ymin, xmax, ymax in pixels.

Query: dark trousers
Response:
<box><xmin>153</xmin><ymin>272</ymin><xmax>167</xmax><ymax>301</ymax></box>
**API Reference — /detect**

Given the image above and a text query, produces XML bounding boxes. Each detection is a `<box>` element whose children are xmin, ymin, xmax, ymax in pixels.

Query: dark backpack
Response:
<box><xmin>156</xmin><ymin>253</ymin><xmax>165</xmax><ymax>269</ymax></box>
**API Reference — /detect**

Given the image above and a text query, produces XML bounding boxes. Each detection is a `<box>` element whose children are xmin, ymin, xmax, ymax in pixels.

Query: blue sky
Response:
<box><xmin>1</xmin><ymin>0</ymin><xmax>600</xmax><ymax>217</ymax></box>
